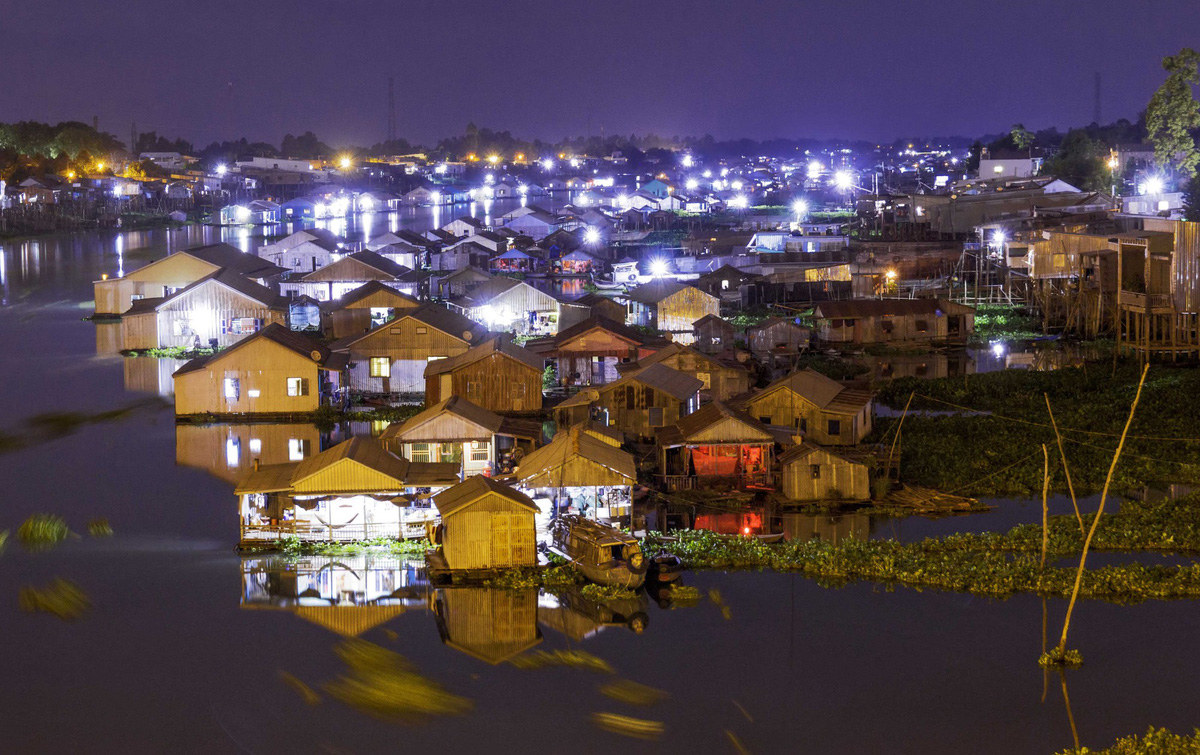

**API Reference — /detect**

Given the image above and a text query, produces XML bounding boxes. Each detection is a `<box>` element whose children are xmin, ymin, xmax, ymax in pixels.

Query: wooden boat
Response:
<box><xmin>646</xmin><ymin>552</ymin><xmax>684</xmax><ymax>582</ymax></box>
<box><xmin>550</xmin><ymin>515</ymin><xmax>647</xmax><ymax>588</ymax></box>
<box><xmin>756</xmin><ymin>532</ymin><xmax>786</xmax><ymax>543</ymax></box>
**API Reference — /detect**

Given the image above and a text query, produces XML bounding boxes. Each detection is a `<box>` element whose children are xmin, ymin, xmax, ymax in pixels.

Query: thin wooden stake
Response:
<box><xmin>1040</xmin><ymin>444</ymin><xmax>1050</xmax><ymax>572</ymax></box>
<box><xmin>1055</xmin><ymin>363</ymin><xmax>1149</xmax><ymax>656</ymax></box>
<box><xmin>887</xmin><ymin>390</ymin><xmax>915</xmax><ymax>481</ymax></box>
<box><xmin>1045</xmin><ymin>393</ymin><xmax>1084</xmax><ymax>536</ymax></box>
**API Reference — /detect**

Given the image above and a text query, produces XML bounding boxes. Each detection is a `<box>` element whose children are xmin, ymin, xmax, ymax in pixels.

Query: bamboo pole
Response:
<box><xmin>1044</xmin><ymin>393</ymin><xmax>1084</xmax><ymax>535</ymax></box>
<box><xmin>886</xmin><ymin>390</ymin><xmax>915</xmax><ymax>480</ymax></box>
<box><xmin>1040</xmin><ymin>444</ymin><xmax>1050</xmax><ymax>572</ymax></box>
<box><xmin>1059</xmin><ymin>670</ymin><xmax>1080</xmax><ymax>751</ymax></box>
<box><xmin>1054</xmin><ymin>363</ymin><xmax>1150</xmax><ymax>657</ymax></box>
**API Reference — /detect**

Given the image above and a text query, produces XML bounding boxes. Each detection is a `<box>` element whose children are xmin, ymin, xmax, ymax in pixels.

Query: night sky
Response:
<box><xmin>3</xmin><ymin>0</ymin><xmax>1199</xmax><ymax>147</ymax></box>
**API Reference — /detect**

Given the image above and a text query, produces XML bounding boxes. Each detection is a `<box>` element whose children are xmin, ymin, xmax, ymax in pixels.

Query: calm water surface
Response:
<box><xmin>1</xmin><ymin>219</ymin><xmax>1198</xmax><ymax>754</ymax></box>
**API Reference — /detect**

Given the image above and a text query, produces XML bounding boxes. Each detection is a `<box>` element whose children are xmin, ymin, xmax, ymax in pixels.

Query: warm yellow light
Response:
<box><xmin>886</xmin><ymin>269</ymin><xmax>898</xmax><ymax>280</ymax></box>
<box><xmin>1108</xmin><ymin>157</ymin><xmax>1119</xmax><ymax>169</ymax></box>
<box><xmin>66</xmin><ymin>171</ymin><xmax>75</xmax><ymax>180</ymax></box>
<box><xmin>487</xmin><ymin>154</ymin><xmax>499</xmax><ymax>164</ymax></box>
<box><xmin>339</xmin><ymin>156</ymin><xmax>352</xmax><ymax>169</ymax></box>
<box><xmin>467</xmin><ymin>153</ymin><xmax>478</xmax><ymax>161</ymax></box>
<box><xmin>101</xmin><ymin>273</ymin><xmax>108</xmax><ymax>280</ymax></box>
<box><xmin>515</xmin><ymin>153</ymin><xmax>525</xmax><ymax>161</ymax></box>
<box><xmin>95</xmin><ymin>162</ymin><xmax>105</xmax><ymax>171</ymax></box>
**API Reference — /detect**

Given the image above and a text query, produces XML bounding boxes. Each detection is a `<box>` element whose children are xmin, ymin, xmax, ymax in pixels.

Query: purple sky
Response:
<box><xmin>3</xmin><ymin>0</ymin><xmax>1199</xmax><ymax>148</ymax></box>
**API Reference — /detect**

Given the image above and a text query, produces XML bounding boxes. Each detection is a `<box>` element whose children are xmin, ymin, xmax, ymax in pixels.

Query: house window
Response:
<box><xmin>827</xmin><ymin>419</ymin><xmax>841</xmax><ymax>437</ymax></box>
<box><xmin>648</xmin><ymin>406</ymin><xmax>664</xmax><ymax>427</ymax></box>
<box><xmin>229</xmin><ymin>318</ymin><xmax>260</xmax><ymax>335</ymax></box>
<box><xmin>467</xmin><ymin>381</ymin><xmax>480</xmax><ymax>394</ymax></box>
<box><xmin>698</xmin><ymin>373</ymin><xmax>712</xmax><ymax>389</ymax></box>
<box><xmin>799</xmin><ymin>417</ymin><xmax>807</xmax><ymax>433</ymax></box>
<box><xmin>470</xmin><ymin>444</ymin><xmax>489</xmax><ymax>462</ymax></box>
<box><xmin>759</xmin><ymin>416</ymin><xmax>771</xmax><ymax>425</ymax></box>
<box><xmin>811</xmin><ymin>464</ymin><xmax>821</xmax><ymax>479</ymax></box>
<box><xmin>288</xmin><ymin>438</ymin><xmax>310</xmax><ymax>461</ymax></box>
<box><xmin>287</xmin><ymin>377</ymin><xmax>306</xmax><ymax>396</ymax></box>
<box><xmin>130</xmin><ymin>294</ymin><xmax>144</xmax><ymax>302</ymax></box>
<box><xmin>370</xmin><ymin>307</ymin><xmax>394</xmax><ymax>327</ymax></box>
<box><xmin>369</xmin><ymin>357</ymin><xmax>390</xmax><ymax>377</ymax></box>
<box><xmin>223</xmin><ymin>377</ymin><xmax>240</xmax><ymax>401</ymax></box>
<box><xmin>410</xmin><ymin>443</ymin><xmax>431</xmax><ymax>462</ymax></box>
<box><xmin>249</xmin><ymin>438</ymin><xmax>262</xmax><ymax>453</ymax></box>
<box><xmin>881</xmin><ymin>320</ymin><xmax>894</xmax><ymax>334</ymax></box>
<box><xmin>415</xmin><ymin>326</ymin><xmax>428</xmax><ymax>335</ymax></box>
<box><xmin>915</xmin><ymin>320</ymin><xmax>929</xmax><ymax>333</ymax></box>
<box><xmin>173</xmin><ymin>320</ymin><xmax>194</xmax><ymax>337</ymax></box>
<box><xmin>225</xmin><ymin>438</ymin><xmax>240</xmax><ymax>468</ymax></box>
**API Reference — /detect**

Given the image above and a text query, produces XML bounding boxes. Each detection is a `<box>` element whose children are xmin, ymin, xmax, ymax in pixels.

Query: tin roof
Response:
<box><xmin>423</xmin><ymin>336</ymin><xmax>544</xmax><ymax>377</ymax></box>
<box><xmin>432</xmin><ymin>476</ymin><xmax>539</xmax><ymax>518</ymax></box>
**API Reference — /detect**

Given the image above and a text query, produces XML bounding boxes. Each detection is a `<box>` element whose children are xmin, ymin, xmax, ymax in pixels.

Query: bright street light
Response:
<box><xmin>791</xmin><ymin>199</ymin><xmax>808</xmax><ymax>217</ymax></box>
<box><xmin>729</xmin><ymin>195</ymin><xmax>749</xmax><ymax>209</ymax></box>
<box><xmin>215</xmin><ymin>164</ymin><xmax>227</xmax><ymax>176</ymax></box>
<box><xmin>834</xmin><ymin>171</ymin><xmax>853</xmax><ymax>190</ymax></box>
<box><xmin>681</xmin><ymin>154</ymin><xmax>695</xmax><ymax>168</ymax></box>
<box><xmin>650</xmin><ymin>258</ymin><xmax>670</xmax><ymax>277</ymax></box>
<box><xmin>339</xmin><ymin>156</ymin><xmax>352</xmax><ymax>170</ymax></box>
<box><xmin>541</xmin><ymin>158</ymin><xmax>555</xmax><ymax>170</ymax></box>
<box><xmin>1141</xmin><ymin>176</ymin><xmax>1165</xmax><ymax>195</ymax></box>
<box><xmin>583</xmin><ymin>227</ymin><xmax>600</xmax><ymax>244</ymax></box>
<box><xmin>992</xmin><ymin>230</ymin><xmax>1007</xmax><ymax>246</ymax></box>
<box><xmin>685</xmin><ymin>179</ymin><xmax>699</xmax><ymax>191</ymax></box>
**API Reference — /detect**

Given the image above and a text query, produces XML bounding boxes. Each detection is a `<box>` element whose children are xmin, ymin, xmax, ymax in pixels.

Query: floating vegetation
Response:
<box><xmin>86</xmin><ymin>518</ymin><xmax>113</xmax><ymax>538</ymax></box>
<box><xmin>17</xmin><ymin>514</ymin><xmax>70</xmax><ymax>549</ymax></box>
<box><xmin>510</xmin><ymin>649</ymin><xmax>614</xmax><ymax>674</ymax></box>
<box><xmin>323</xmin><ymin>640</ymin><xmax>472</xmax><ymax>721</ymax></box>
<box><xmin>484</xmin><ymin>565</ymin><xmax>583</xmax><ymax>591</ymax></box>
<box><xmin>667</xmin><ymin>584</ymin><xmax>701</xmax><ymax>605</ymax></box>
<box><xmin>19</xmin><ymin>579</ymin><xmax>91</xmax><ymax>621</ymax></box>
<box><xmin>580</xmin><ymin>583</ymin><xmax>639</xmax><ymax>602</ymax></box>
<box><xmin>590</xmin><ymin>712</ymin><xmax>665</xmax><ymax>741</ymax></box>
<box><xmin>644</xmin><ymin>529</ymin><xmax>1200</xmax><ymax>603</ymax></box>
<box><xmin>279</xmin><ymin>671</ymin><xmax>320</xmax><ymax>706</ymax></box>
<box><xmin>1055</xmin><ymin>727</ymin><xmax>1200</xmax><ymax>754</ymax></box>
<box><xmin>278</xmin><ymin>536</ymin><xmax>429</xmax><ymax>558</ymax></box>
<box><xmin>599</xmin><ymin>679</ymin><xmax>668</xmax><ymax>707</ymax></box>
<box><xmin>121</xmin><ymin>346</ymin><xmax>213</xmax><ymax>359</ymax></box>
<box><xmin>1038</xmin><ymin>648</ymin><xmax>1084</xmax><ymax>669</ymax></box>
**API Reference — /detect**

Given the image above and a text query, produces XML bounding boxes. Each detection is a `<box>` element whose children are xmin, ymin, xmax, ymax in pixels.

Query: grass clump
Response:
<box><xmin>599</xmin><ymin>679</ymin><xmax>668</xmax><ymax>707</ymax></box>
<box><xmin>323</xmin><ymin>640</ymin><xmax>472</xmax><ymax>721</ymax></box>
<box><xmin>1038</xmin><ymin>647</ymin><xmax>1083</xmax><ymax>668</ymax></box>
<box><xmin>1055</xmin><ymin>727</ymin><xmax>1200</xmax><ymax>754</ymax></box>
<box><xmin>580</xmin><ymin>583</ymin><xmax>640</xmax><ymax>602</ymax></box>
<box><xmin>87</xmin><ymin>518</ymin><xmax>113</xmax><ymax>538</ymax></box>
<box><xmin>19</xmin><ymin>579</ymin><xmax>91</xmax><ymax>621</ymax></box>
<box><xmin>484</xmin><ymin>564</ymin><xmax>582</xmax><ymax>591</ymax></box>
<box><xmin>591</xmin><ymin>712</ymin><xmax>665</xmax><ymax>741</ymax></box>
<box><xmin>17</xmin><ymin>514</ymin><xmax>71</xmax><ymax>549</ymax></box>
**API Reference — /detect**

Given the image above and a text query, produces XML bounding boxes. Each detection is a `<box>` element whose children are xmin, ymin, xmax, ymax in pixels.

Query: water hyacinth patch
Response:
<box><xmin>17</xmin><ymin>514</ymin><xmax>71</xmax><ymax>549</ymax></box>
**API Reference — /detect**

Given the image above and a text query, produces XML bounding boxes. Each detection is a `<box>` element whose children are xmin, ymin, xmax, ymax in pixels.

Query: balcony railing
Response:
<box><xmin>1119</xmin><ymin>291</ymin><xmax>1172</xmax><ymax>310</ymax></box>
<box><xmin>240</xmin><ymin>520</ymin><xmax>432</xmax><ymax>544</ymax></box>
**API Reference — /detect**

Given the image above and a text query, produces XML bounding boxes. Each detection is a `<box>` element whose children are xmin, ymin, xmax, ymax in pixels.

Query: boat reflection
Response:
<box><xmin>537</xmin><ymin>586</ymin><xmax>650</xmax><ymax>639</ymax></box>
<box><xmin>241</xmin><ymin>555</ymin><xmax>427</xmax><ymax>637</ymax></box>
<box><xmin>176</xmin><ymin>422</ymin><xmax>329</xmax><ymax>484</ymax></box>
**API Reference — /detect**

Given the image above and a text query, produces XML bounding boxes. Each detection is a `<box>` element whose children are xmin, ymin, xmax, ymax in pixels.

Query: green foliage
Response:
<box><xmin>1146</xmin><ymin>48</ymin><xmax>1200</xmax><ymax>176</ymax></box>
<box><xmin>323</xmin><ymin>640</ymin><xmax>473</xmax><ymax>720</ymax></box>
<box><xmin>17</xmin><ymin>514</ymin><xmax>70</xmax><ymax>548</ymax></box>
<box><xmin>86</xmin><ymin>518</ymin><xmax>113</xmax><ymax>538</ymax></box>
<box><xmin>598</xmin><ymin>679</ymin><xmax>668</xmax><ymax>706</ymax></box>
<box><xmin>19</xmin><ymin>579</ymin><xmax>91</xmax><ymax>621</ymax></box>
<box><xmin>278</xmin><ymin>536</ymin><xmax>429</xmax><ymax>558</ymax></box>
<box><xmin>580</xmin><ymin>583</ymin><xmax>639</xmax><ymax>602</ymax></box>
<box><xmin>1056</xmin><ymin>727</ymin><xmax>1200</xmax><ymax>755</ymax></box>
<box><xmin>1040</xmin><ymin>130</ymin><xmax>1109</xmax><ymax>192</ymax></box>
<box><xmin>484</xmin><ymin>564</ymin><xmax>583</xmax><ymax>590</ymax></box>
<box><xmin>1039</xmin><ymin>647</ymin><xmax>1083</xmax><ymax>668</ymax></box>
<box><xmin>969</xmin><ymin>304</ymin><xmax>1042</xmax><ymax>343</ymax></box>
<box><xmin>122</xmin><ymin>346</ymin><xmax>213</xmax><ymax>359</ymax></box>
<box><xmin>542</xmin><ymin>363</ymin><xmax>559</xmax><ymax>391</ymax></box>
<box><xmin>1010</xmin><ymin>124</ymin><xmax>1035</xmax><ymax>152</ymax></box>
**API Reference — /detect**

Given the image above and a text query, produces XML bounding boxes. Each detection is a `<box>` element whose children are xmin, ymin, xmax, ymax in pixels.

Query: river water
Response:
<box><xmin>1</xmin><ymin>215</ymin><xmax>1198</xmax><ymax>754</ymax></box>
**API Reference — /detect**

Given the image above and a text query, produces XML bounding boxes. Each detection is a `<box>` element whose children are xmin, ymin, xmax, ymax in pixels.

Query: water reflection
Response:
<box><xmin>241</xmin><ymin>555</ymin><xmax>427</xmax><ymax>637</ymax></box>
<box><xmin>434</xmin><ymin>587</ymin><xmax>542</xmax><ymax>664</ymax></box>
<box><xmin>122</xmin><ymin>356</ymin><xmax>188</xmax><ymax>397</ymax></box>
<box><xmin>176</xmin><ymin>423</ymin><xmax>328</xmax><ymax>484</ymax></box>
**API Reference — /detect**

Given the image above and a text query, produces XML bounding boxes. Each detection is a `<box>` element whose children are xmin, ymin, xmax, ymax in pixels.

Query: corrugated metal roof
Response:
<box><xmin>515</xmin><ymin>425</ymin><xmax>635</xmax><ymax>487</ymax></box>
<box><xmin>292</xmin><ymin>437</ymin><xmax>413</xmax><ymax>491</ymax></box>
<box><xmin>380</xmin><ymin>395</ymin><xmax>503</xmax><ymax>441</ymax></box>
<box><xmin>608</xmin><ymin>363</ymin><xmax>702</xmax><ymax>401</ymax></box>
<box><xmin>424</xmin><ymin>336</ymin><xmax>543</xmax><ymax>376</ymax></box>
<box><xmin>185</xmin><ymin>242</ymin><xmax>286</xmax><ymax>278</ymax></box>
<box><xmin>662</xmin><ymin>400</ymin><xmax>774</xmax><ymax>445</ymax></box>
<box><xmin>234</xmin><ymin>462</ymin><xmax>297</xmax><ymax>494</ymax></box>
<box><xmin>299</xmin><ymin>251</ymin><xmax>410</xmax><ymax>281</ymax></box>
<box><xmin>332</xmin><ymin>303</ymin><xmax>488</xmax><ymax>350</ymax></box>
<box><xmin>756</xmin><ymin>369</ymin><xmax>846</xmax><ymax>409</ymax></box>
<box><xmin>174</xmin><ymin>322</ymin><xmax>337</xmax><ymax>376</ymax></box>
<box><xmin>433</xmin><ymin>476</ymin><xmax>539</xmax><ymax>518</ymax></box>
<box><xmin>624</xmin><ymin>278</ymin><xmax>690</xmax><ymax>304</ymax></box>
<box><xmin>323</xmin><ymin>280</ymin><xmax>420</xmax><ymax>311</ymax></box>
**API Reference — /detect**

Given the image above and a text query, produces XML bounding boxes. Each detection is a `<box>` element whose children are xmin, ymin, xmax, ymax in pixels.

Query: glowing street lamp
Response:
<box><xmin>215</xmin><ymin>164</ymin><xmax>228</xmax><ymax>176</ymax></box>
<box><xmin>729</xmin><ymin>195</ymin><xmax>749</xmax><ymax>209</ymax></box>
<box><xmin>583</xmin><ymin>226</ymin><xmax>601</xmax><ymax>244</ymax></box>
<box><xmin>731</xmin><ymin>180</ymin><xmax>744</xmax><ymax>191</ymax></box>
<box><xmin>650</xmin><ymin>258</ymin><xmax>670</xmax><ymax>277</ymax></box>
<box><xmin>791</xmin><ymin>199</ymin><xmax>809</xmax><ymax>218</ymax></box>
<box><xmin>685</xmin><ymin>179</ymin><xmax>699</xmax><ymax>191</ymax></box>
<box><xmin>339</xmin><ymin>156</ymin><xmax>352</xmax><ymax>170</ymax></box>
<box><xmin>541</xmin><ymin>158</ymin><xmax>555</xmax><ymax>170</ymax></box>
<box><xmin>834</xmin><ymin>170</ymin><xmax>854</xmax><ymax>190</ymax></box>
<box><xmin>486</xmin><ymin>154</ymin><xmax>500</xmax><ymax>165</ymax></box>
<box><xmin>1140</xmin><ymin>176</ymin><xmax>1165</xmax><ymax>196</ymax></box>
<box><xmin>681</xmin><ymin>154</ymin><xmax>695</xmax><ymax>168</ymax></box>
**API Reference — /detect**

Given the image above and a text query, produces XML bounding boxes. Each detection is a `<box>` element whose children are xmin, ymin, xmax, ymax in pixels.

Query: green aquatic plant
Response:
<box><xmin>278</xmin><ymin>536</ymin><xmax>429</xmax><ymax>558</ymax></box>
<box><xmin>598</xmin><ymin>679</ymin><xmax>668</xmax><ymax>707</ymax></box>
<box><xmin>17</xmin><ymin>514</ymin><xmax>70</xmax><ymax>548</ymax></box>
<box><xmin>1055</xmin><ymin>727</ymin><xmax>1200</xmax><ymax>754</ymax></box>
<box><xmin>484</xmin><ymin>565</ymin><xmax>583</xmax><ymax>591</ymax></box>
<box><xmin>86</xmin><ymin>518</ymin><xmax>113</xmax><ymax>538</ymax></box>
<box><xmin>323</xmin><ymin>640</ymin><xmax>472</xmax><ymax>721</ymax></box>
<box><xmin>510</xmin><ymin>649</ymin><xmax>614</xmax><ymax>674</ymax></box>
<box><xmin>580</xmin><ymin>583</ymin><xmax>639</xmax><ymax>602</ymax></box>
<box><xmin>1038</xmin><ymin>648</ymin><xmax>1083</xmax><ymax>668</ymax></box>
<box><xmin>666</xmin><ymin>584</ymin><xmax>701</xmax><ymax>604</ymax></box>
<box><xmin>19</xmin><ymin>579</ymin><xmax>91</xmax><ymax>621</ymax></box>
<box><xmin>590</xmin><ymin>712</ymin><xmax>665</xmax><ymax>741</ymax></box>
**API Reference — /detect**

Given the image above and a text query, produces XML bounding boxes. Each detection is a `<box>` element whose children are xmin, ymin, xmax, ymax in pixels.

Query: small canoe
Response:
<box><xmin>647</xmin><ymin>553</ymin><xmax>684</xmax><ymax>582</ymax></box>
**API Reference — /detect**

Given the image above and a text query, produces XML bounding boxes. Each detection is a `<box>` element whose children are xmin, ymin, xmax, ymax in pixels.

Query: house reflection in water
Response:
<box><xmin>95</xmin><ymin>322</ymin><xmax>122</xmax><ymax>356</ymax></box>
<box><xmin>241</xmin><ymin>555</ymin><xmax>427</xmax><ymax>637</ymax></box>
<box><xmin>781</xmin><ymin>512</ymin><xmax>873</xmax><ymax>544</ymax></box>
<box><xmin>124</xmin><ymin>356</ymin><xmax>188</xmax><ymax>397</ymax></box>
<box><xmin>175</xmin><ymin>423</ymin><xmax>327</xmax><ymax>485</ymax></box>
<box><xmin>433</xmin><ymin>588</ymin><xmax>542</xmax><ymax>664</ymax></box>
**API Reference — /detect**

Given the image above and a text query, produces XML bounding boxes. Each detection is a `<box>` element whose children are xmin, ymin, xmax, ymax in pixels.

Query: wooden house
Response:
<box><xmin>779</xmin><ymin>444</ymin><xmax>871</xmax><ymax>501</ymax></box>
<box><xmin>172</xmin><ymin>323</ymin><xmax>347</xmax><ymax>416</ymax></box>
<box><xmin>811</xmin><ymin>299</ymin><xmax>975</xmax><ymax>346</ymax></box>
<box><xmin>693</xmin><ymin>314</ymin><xmax>737</xmax><ymax>354</ymax></box>
<box><xmin>524</xmin><ymin>315</ymin><xmax>665</xmax><ymax>388</ymax></box>
<box><xmin>433</xmin><ymin>588</ymin><xmax>542</xmax><ymax>664</ymax></box>
<box><xmin>121</xmin><ymin>269</ymin><xmax>287</xmax><ymax>351</ymax></box>
<box><xmin>370</xmin><ymin>241</ymin><xmax>422</xmax><ymax>271</ymax></box>
<box><xmin>656</xmin><ymin>401</ymin><xmax>776</xmax><ymax>490</ymax></box>
<box><xmin>450</xmin><ymin>277</ymin><xmax>563</xmax><ymax>335</ymax></box>
<box><xmin>262</xmin><ymin>234</ymin><xmax>343</xmax><ymax>274</ymax></box>
<box><xmin>380</xmin><ymin>395</ymin><xmax>541</xmax><ymax>478</ymax></box>
<box><xmin>617</xmin><ymin>342</ymin><xmax>751</xmax><ymax>401</ymax></box>
<box><xmin>288</xmin><ymin>295</ymin><xmax>323</xmax><ymax>332</ymax></box>
<box><xmin>332</xmin><ymin>303</ymin><xmax>488</xmax><ymax>396</ymax></box>
<box><xmin>432</xmin><ymin>476</ymin><xmax>539</xmax><ymax>570</ymax></box>
<box><xmin>515</xmin><ymin>424</ymin><xmax>636</xmax><ymax>525</ymax></box>
<box><xmin>558</xmin><ymin>293</ymin><xmax>628</xmax><ymax>331</ymax></box>
<box><xmin>557</xmin><ymin>249</ymin><xmax>600</xmax><ymax>275</ymax></box>
<box><xmin>322</xmin><ymin>281</ymin><xmax>422</xmax><ymax>339</ymax></box>
<box><xmin>175</xmin><ymin>422</ymin><xmax>324</xmax><ymax>485</ymax></box>
<box><xmin>489</xmin><ymin>249</ymin><xmax>542</xmax><ymax>274</ymax></box>
<box><xmin>280</xmin><ymin>251</ymin><xmax>411</xmax><ymax>302</ymax></box>
<box><xmin>555</xmin><ymin>363</ymin><xmax>702</xmax><ymax>440</ymax></box>
<box><xmin>441</xmin><ymin>215</ymin><xmax>486</xmax><ymax>238</ymax></box>
<box><xmin>424</xmin><ymin>336</ymin><xmax>544</xmax><ymax>412</ymax></box>
<box><xmin>93</xmin><ymin>242</ymin><xmax>284</xmax><ymax>316</ymax></box>
<box><xmin>433</xmin><ymin>240</ymin><xmax>492</xmax><ymax>272</ymax></box>
<box><xmin>503</xmin><ymin>208</ymin><xmax>562</xmax><ymax>240</ymax></box>
<box><xmin>623</xmin><ymin>279</ymin><xmax>719</xmax><ymax>344</ymax></box>
<box><xmin>747</xmin><ymin>317</ymin><xmax>811</xmax><ymax>356</ymax></box>
<box><xmin>435</xmin><ymin>266</ymin><xmax>492</xmax><ymax>300</ymax></box>
<box><xmin>235</xmin><ymin>437</ymin><xmax>462</xmax><ymax>545</ymax></box>
<box><xmin>744</xmin><ymin>369</ymin><xmax>874</xmax><ymax>445</ymax></box>
<box><xmin>692</xmin><ymin>264</ymin><xmax>760</xmax><ymax>306</ymax></box>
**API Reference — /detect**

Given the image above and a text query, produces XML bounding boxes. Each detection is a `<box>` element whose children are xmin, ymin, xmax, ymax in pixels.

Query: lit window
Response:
<box><xmin>225</xmin><ymin>438</ymin><xmax>240</xmax><ymax>467</ymax></box>
<box><xmin>223</xmin><ymin>377</ymin><xmax>239</xmax><ymax>401</ymax></box>
<box><xmin>410</xmin><ymin>443</ymin><xmax>431</xmax><ymax>462</ymax></box>
<box><xmin>287</xmin><ymin>377</ymin><xmax>305</xmax><ymax>396</ymax></box>
<box><xmin>172</xmin><ymin>320</ymin><xmax>194</xmax><ymax>337</ymax></box>
<box><xmin>470</xmin><ymin>445</ymin><xmax>489</xmax><ymax>461</ymax></box>
<box><xmin>288</xmin><ymin>438</ymin><xmax>308</xmax><ymax>461</ymax></box>
<box><xmin>247</xmin><ymin>389</ymin><xmax>260</xmax><ymax>398</ymax></box>
<box><xmin>369</xmin><ymin>357</ymin><xmax>390</xmax><ymax>377</ymax></box>
<box><xmin>229</xmin><ymin>318</ymin><xmax>259</xmax><ymax>335</ymax></box>
<box><xmin>811</xmin><ymin>464</ymin><xmax>821</xmax><ymax>480</ymax></box>
<box><xmin>249</xmin><ymin>439</ymin><xmax>262</xmax><ymax>453</ymax></box>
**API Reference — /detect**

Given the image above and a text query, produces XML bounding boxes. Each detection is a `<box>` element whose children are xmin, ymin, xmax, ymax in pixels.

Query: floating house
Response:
<box><xmin>235</xmin><ymin>436</ymin><xmax>461</xmax><ymax>545</ymax></box>
<box><xmin>811</xmin><ymin>299</ymin><xmax>975</xmax><ymax>346</ymax></box>
<box><xmin>557</xmin><ymin>293</ymin><xmax>628</xmax><ymax>331</ymax></box>
<box><xmin>435</xmin><ymin>266</ymin><xmax>492</xmax><ymax>300</ymax></box>
<box><xmin>655</xmin><ymin>401</ymin><xmax>776</xmax><ymax>490</ymax></box>
<box><xmin>173</xmin><ymin>323</ymin><xmax>347</xmax><ymax>416</ymax></box>
<box><xmin>692</xmin><ymin>314</ymin><xmax>737</xmax><ymax>354</ymax></box>
<box><xmin>281</xmin><ymin>251</ymin><xmax>412</xmax><ymax>302</ymax></box>
<box><xmin>424</xmin><ymin>336</ymin><xmax>545</xmax><ymax>412</ymax></box>
<box><xmin>332</xmin><ymin>304</ymin><xmax>488</xmax><ymax>396</ymax></box>
<box><xmin>489</xmin><ymin>249</ymin><xmax>541</xmax><ymax>274</ymax></box>
<box><xmin>744</xmin><ymin>369</ymin><xmax>874</xmax><ymax>445</ymax></box>
<box><xmin>624</xmin><ymin>279</ymin><xmax>720</xmax><ymax>344</ymax></box>
<box><xmin>121</xmin><ymin>269</ymin><xmax>287</xmax><ymax>351</ymax></box>
<box><xmin>779</xmin><ymin>444</ymin><xmax>871</xmax><ymax>501</ymax></box>
<box><xmin>434</xmin><ymin>588</ymin><xmax>542</xmax><ymax>664</ymax></box>
<box><xmin>617</xmin><ymin>342</ymin><xmax>751</xmax><ymax>401</ymax></box>
<box><xmin>524</xmin><ymin>315</ymin><xmax>665</xmax><ymax>388</ymax></box>
<box><xmin>432</xmin><ymin>476</ymin><xmax>539</xmax><ymax>570</ymax></box>
<box><xmin>515</xmin><ymin>424</ymin><xmax>635</xmax><ymax>525</ymax></box>
<box><xmin>555</xmin><ymin>363</ymin><xmax>702</xmax><ymax>440</ymax></box>
<box><xmin>747</xmin><ymin>317</ymin><xmax>812</xmax><ymax>356</ymax></box>
<box><xmin>93</xmin><ymin>242</ymin><xmax>284</xmax><ymax>316</ymax></box>
<box><xmin>380</xmin><ymin>395</ymin><xmax>541</xmax><ymax>478</ymax></box>
<box><xmin>322</xmin><ymin>280</ymin><xmax>422</xmax><ymax>339</ymax></box>
<box><xmin>450</xmin><ymin>277</ymin><xmax>563</xmax><ymax>335</ymax></box>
